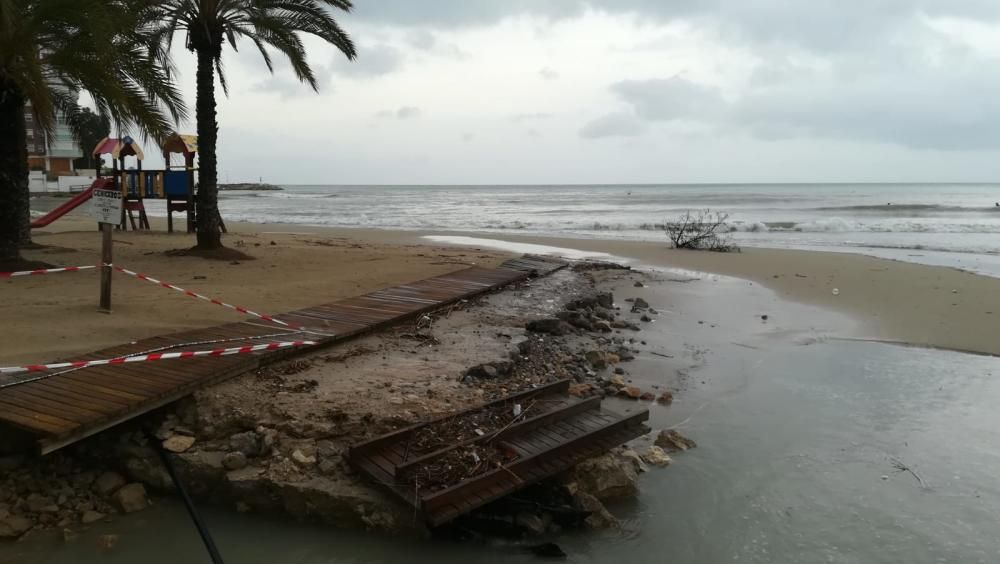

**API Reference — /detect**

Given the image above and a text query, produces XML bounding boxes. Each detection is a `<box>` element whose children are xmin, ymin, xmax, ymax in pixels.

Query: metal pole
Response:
<box><xmin>148</xmin><ymin>433</ymin><xmax>226</xmax><ymax>564</ymax></box>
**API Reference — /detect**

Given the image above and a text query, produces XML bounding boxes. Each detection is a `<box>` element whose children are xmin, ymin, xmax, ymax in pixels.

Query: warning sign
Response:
<box><xmin>90</xmin><ymin>189</ymin><xmax>122</xmax><ymax>224</ymax></box>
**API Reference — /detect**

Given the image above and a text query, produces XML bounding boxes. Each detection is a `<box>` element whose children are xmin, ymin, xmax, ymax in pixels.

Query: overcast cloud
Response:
<box><xmin>142</xmin><ymin>1</ymin><xmax>1000</xmax><ymax>183</ymax></box>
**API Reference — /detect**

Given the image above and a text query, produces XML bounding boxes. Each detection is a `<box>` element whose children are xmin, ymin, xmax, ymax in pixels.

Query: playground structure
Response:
<box><xmin>30</xmin><ymin>133</ymin><xmax>225</xmax><ymax>233</ymax></box>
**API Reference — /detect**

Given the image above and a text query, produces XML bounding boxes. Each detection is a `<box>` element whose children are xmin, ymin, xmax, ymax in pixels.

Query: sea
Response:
<box><xmin>207</xmin><ymin>183</ymin><xmax>1000</xmax><ymax>275</ymax></box>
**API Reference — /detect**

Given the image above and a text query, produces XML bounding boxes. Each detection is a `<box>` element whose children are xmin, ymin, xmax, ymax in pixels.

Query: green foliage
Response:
<box><xmin>149</xmin><ymin>0</ymin><xmax>358</xmax><ymax>94</ymax></box>
<box><xmin>72</xmin><ymin>108</ymin><xmax>110</xmax><ymax>170</ymax></box>
<box><xmin>0</xmin><ymin>0</ymin><xmax>188</xmax><ymax>142</ymax></box>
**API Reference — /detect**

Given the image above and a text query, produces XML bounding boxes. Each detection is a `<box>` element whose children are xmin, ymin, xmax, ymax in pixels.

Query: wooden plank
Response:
<box><xmin>421</xmin><ymin>409</ymin><xmax>650</xmax><ymax>519</ymax></box>
<box><xmin>0</xmin><ymin>399</ymin><xmax>78</xmax><ymax>434</ymax></box>
<box><xmin>0</xmin><ymin>259</ymin><xmax>561</xmax><ymax>455</ymax></box>
<box><xmin>393</xmin><ymin>396</ymin><xmax>599</xmax><ymax>477</ymax></box>
<box><xmin>351</xmin><ymin>379</ymin><xmax>572</xmax><ymax>457</ymax></box>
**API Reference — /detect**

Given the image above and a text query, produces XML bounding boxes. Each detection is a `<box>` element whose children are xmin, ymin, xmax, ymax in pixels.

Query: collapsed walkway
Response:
<box><xmin>0</xmin><ymin>256</ymin><xmax>566</xmax><ymax>454</ymax></box>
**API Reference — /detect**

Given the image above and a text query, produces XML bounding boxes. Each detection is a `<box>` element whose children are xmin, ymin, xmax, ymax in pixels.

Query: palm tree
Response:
<box><xmin>151</xmin><ymin>0</ymin><xmax>357</xmax><ymax>251</ymax></box>
<box><xmin>0</xmin><ymin>0</ymin><xmax>186</xmax><ymax>266</ymax></box>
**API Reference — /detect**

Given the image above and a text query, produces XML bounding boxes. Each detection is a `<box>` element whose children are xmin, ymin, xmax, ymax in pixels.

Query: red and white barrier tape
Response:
<box><xmin>0</xmin><ymin>340</ymin><xmax>315</xmax><ymax>375</ymax></box>
<box><xmin>110</xmin><ymin>265</ymin><xmax>301</xmax><ymax>329</ymax></box>
<box><xmin>1</xmin><ymin>265</ymin><xmax>97</xmax><ymax>278</ymax></box>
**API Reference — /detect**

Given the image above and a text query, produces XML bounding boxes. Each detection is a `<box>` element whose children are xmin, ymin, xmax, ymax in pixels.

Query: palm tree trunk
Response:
<box><xmin>0</xmin><ymin>78</ymin><xmax>29</xmax><ymax>265</ymax></box>
<box><xmin>195</xmin><ymin>47</ymin><xmax>221</xmax><ymax>249</ymax></box>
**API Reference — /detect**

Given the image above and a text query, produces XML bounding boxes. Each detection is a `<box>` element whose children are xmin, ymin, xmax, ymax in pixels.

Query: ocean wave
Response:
<box><xmin>816</xmin><ymin>204</ymin><xmax>999</xmax><ymax>213</ymax></box>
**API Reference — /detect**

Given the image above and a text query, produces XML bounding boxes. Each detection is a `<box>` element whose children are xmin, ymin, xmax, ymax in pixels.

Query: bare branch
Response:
<box><xmin>664</xmin><ymin>209</ymin><xmax>740</xmax><ymax>252</ymax></box>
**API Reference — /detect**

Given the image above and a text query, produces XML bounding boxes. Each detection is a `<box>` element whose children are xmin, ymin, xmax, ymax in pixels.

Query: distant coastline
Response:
<box><xmin>218</xmin><ymin>182</ymin><xmax>283</xmax><ymax>191</ymax></box>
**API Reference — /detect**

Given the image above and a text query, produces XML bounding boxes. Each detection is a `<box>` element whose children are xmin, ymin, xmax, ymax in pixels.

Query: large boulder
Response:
<box><xmin>526</xmin><ymin>318</ymin><xmax>574</xmax><ymax>336</ymax></box>
<box><xmin>125</xmin><ymin>454</ymin><xmax>173</xmax><ymax>490</ymax></box>
<box><xmin>642</xmin><ymin>446</ymin><xmax>672</xmax><ymax>467</ymax></box>
<box><xmin>222</xmin><ymin>452</ymin><xmax>248</xmax><ymax>471</ymax></box>
<box><xmin>113</xmin><ymin>483</ymin><xmax>149</xmax><ymax>513</ymax></box>
<box><xmin>162</xmin><ymin>435</ymin><xmax>196</xmax><ymax>453</ymax></box>
<box><xmin>567</xmin><ymin>451</ymin><xmax>639</xmax><ymax>501</ymax></box>
<box><xmin>229</xmin><ymin>431</ymin><xmax>262</xmax><ymax>457</ymax></box>
<box><xmin>0</xmin><ymin>515</ymin><xmax>33</xmax><ymax>539</ymax></box>
<box><xmin>585</xmin><ymin>350</ymin><xmax>608</xmax><ymax>369</ymax></box>
<box><xmin>655</xmin><ymin>430</ymin><xmax>697</xmax><ymax>452</ymax></box>
<box><xmin>596</xmin><ymin>292</ymin><xmax>614</xmax><ymax>309</ymax></box>
<box><xmin>93</xmin><ymin>471</ymin><xmax>126</xmax><ymax>496</ymax></box>
<box><xmin>572</xmin><ymin>492</ymin><xmax>620</xmax><ymax>529</ymax></box>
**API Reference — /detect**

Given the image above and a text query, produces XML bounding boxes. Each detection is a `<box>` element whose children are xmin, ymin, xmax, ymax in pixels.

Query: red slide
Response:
<box><xmin>30</xmin><ymin>178</ymin><xmax>113</xmax><ymax>229</ymax></box>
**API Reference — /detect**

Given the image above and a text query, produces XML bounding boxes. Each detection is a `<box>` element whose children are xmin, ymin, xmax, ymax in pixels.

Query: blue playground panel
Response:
<box><xmin>164</xmin><ymin>170</ymin><xmax>190</xmax><ymax>198</ymax></box>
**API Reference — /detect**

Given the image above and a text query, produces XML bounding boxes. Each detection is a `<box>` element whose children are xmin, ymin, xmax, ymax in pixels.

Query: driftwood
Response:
<box><xmin>890</xmin><ymin>457</ymin><xmax>928</xmax><ymax>489</ymax></box>
<box><xmin>664</xmin><ymin>209</ymin><xmax>739</xmax><ymax>252</ymax></box>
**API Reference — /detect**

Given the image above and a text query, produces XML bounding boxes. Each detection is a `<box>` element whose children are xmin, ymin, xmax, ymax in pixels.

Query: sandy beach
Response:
<box><xmin>2</xmin><ymin>217</ymin><xmax>512</xmax><ymax>366</ymax></box>
<box><xmin>8</xmin><ymin>215</ymin><xmax>1000</xmax><ymax>368</ymax></box>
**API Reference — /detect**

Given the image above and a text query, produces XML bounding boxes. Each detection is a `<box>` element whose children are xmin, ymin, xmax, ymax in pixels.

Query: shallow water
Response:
<box><xmin>6</xmin><ymin>274</ymin><xmax>999</xmax><ymax>564</ymax></box>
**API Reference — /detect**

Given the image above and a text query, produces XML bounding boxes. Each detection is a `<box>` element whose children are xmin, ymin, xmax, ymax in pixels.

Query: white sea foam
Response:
<box><xmin>422</xmin><ymin>236</ymin><xmax>623</xmax><ymax>262</ymax></box>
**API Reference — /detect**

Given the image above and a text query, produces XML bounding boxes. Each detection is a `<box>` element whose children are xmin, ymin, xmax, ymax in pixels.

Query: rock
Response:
<box><xmin>648</xmin><ymin>308</ymin><xmax>659</xmax><ymax>314</ymax></box>
<box><xmin>593</xmin><ymin>320</ymin><xmax>613</xmax><ymax>333</ymax></box>
<box><xmin>631</xmin><ymin>297</ymin><xmax>650</xmax><ymax>310</ymax></box>
<box><xmin>640</xmin><ymin>314</ymin><xmax>652</xmax><ymax>322</ymax></box>
<box><xmin>613</xmin><ymin>367</ymin><xmax>625</xmax><ymax>375</ymax></box>
<box><xmin>98</xmin><ymin>534</ymin><xmax>119</xmax><ymax>550</ymax></box>
<box><xmin>465</xmin><ymin>364</ymin><xmax>499</xmax><ymax>379</ymax></box>
<box><xmin>26</xmin><ymin>494</ymin><xmax>55</xmax><ymax>513</ymax></box>
<box><xmin>761</xmin><ymin>314</ymin><xmax>769</xmax><ymax>321</ymax></box>
<box><xmin>573</xmin><ymin>491</ymin><xmax>620</xmax><ymax>529</ymax></box>
<box><xmin>62</xmin><ymin>528</ymin><xmax>78</xmax><ymax>543</ymax></box>
<box><xmin>639</xmin><ymin>392</ymin><xmax>656</xmax><ymax>401</ymax></box>
<box><xmin>558</xmin><ymin>311</ymin><xmax>593</xmax><ymax>330</ymax></box>
<box><xmin>81</xmin><ymin>510</ymin><xmax>106</xmax><ymax>524</ymax></box>
<box><xmin>93</xmin><ymin>471</ymin><xmax>126</xmax><ymax>496</ymax></box>
<box><xmin>585</xmin><ymin>350</ymin><xmax>608</xmax><ymax>369</ymax></box>
<box><xmin>162</xmin><ymin>435</ymin><xmax>196</xmax><ymax>453</ymax></box>
<box><xmin>526</xmin><ymin>318</ymin><xmax>573</xmax><ymax>336</ymax></box>
<box><xmin>113</xmin><ymin>484</ymin><xmax>148</xmax><ymax>513</ymax></box>
<box><xmin>515</xmin><ymin>512</ymin><xmax>547</xmax><ymax>535</ymax></box>
<box><xmin>593</xmin><ymin>307</ymin><xmax>614</xmax><ymax>321</ymax></box>
<box><xmin>633</xmin><ymin>281</ymin><xmax>644</xmax><ymax>287</ymax></box>
<box><xmin>609</xmin><ymin>374</ymin><xmax>626</xmax><ymax>388</ymax></box>
<box><xmin>596</xmin><ymin>292</ymin><xmax>614</xmax><ymax>308</ymax></box>
<box><xmin>0</xmin><ymin>515</ymin><xmax>33</xmax><ymax>538</ymax></box>
<box><xmin>642</xmin><ymin>446</ymin><xmax>672</xmax><ymax>467</ymax></box>
<box><xmin>617</xmin><ymin>448</ymin><xmax>648</xmax><ymax>473</ymax></box>
<box><xmin>492</xmin><ymin>361</ymin><xmax>514</xmax><ymax>375</ymax></box>
<box><xmin>229</xmin><ymin>431</ymin><xmax>261</xmax><ymax>457</ymax></box>
<box><xmin>124</xmin><ymin>455</ymin><xmax>172</xmax><ymax>490</ymax></box>
<box><xmin>291</xmin><ymin>450</ymin><xmax>316</xmax><ymax>467</ymax></box>
<box><xmin>318</xmin><ymin>459</ymin><xmax>339</xmax><ymax>475</ymax></box>
<box><xmin>605</xmin><ymin>353</ymin><xmax>620</xmax><ymax>364</ymax></box>
<box><xmin>655</xmin><ymin>429</ymin><xmax>698</xmax><ymax>452</ymax></box>
<box><xmin>569</xmin><ymin>452</ymin><xmax>639</xmax><ymax>501</ymax></box>
<box><xmin>611</xmin><ymin>319</ymin><xmax>629</xmax><ymax>329</ymax></box>
<box><xmin>621</xmin><ymin>386</ymin><xmax>642</xmax><ymax>400</ymax></box>
<box><xmin>222</xmin><ymin>451</ymin><xmax>248</xmax><ymax>471</ymax></box>
<box><xmin>657</xmin><ymin>391</ymin><xmax>674</xmax><ymax>405</ymax></box>
<box><xmin>616</xmin><ymin>348</ymin><xmax>635</xmax><ymax>361</ymax></box>
<box><xmin>568</xmin><ymin>383</ymin><xmax>593</xmax><ymax>397</ymax></box>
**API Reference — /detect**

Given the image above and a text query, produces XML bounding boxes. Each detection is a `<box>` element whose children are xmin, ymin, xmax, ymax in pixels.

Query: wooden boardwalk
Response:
<box><xmin>348</xmin><ymin>379</ymin><xmax>651</xmax><ymax>526</ymax></box>
<box><xmin>0</xmin><ymin>256</ymin><xmax>566</xmax><ymax>454</ymax></box>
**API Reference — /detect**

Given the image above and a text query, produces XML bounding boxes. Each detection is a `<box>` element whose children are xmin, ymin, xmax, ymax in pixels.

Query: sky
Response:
<box><xmin>135</xmin><ymin>1</ymin><xmax>1000</xmax><ymax>184</ymax></box>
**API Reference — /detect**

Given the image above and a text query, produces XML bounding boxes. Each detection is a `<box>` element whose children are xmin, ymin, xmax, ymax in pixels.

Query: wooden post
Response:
<box><xmin>100</xmin><ymin>223</ymin><xmax>112</xmax><ymax>312</ymax></box>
